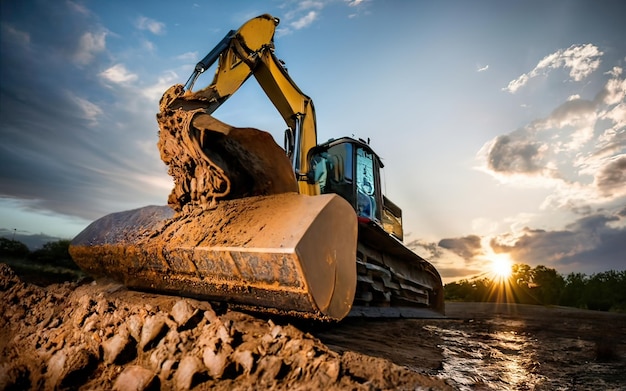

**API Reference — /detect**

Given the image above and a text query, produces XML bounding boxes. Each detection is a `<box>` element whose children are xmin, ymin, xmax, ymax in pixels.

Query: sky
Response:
<box><xmin>1</xmin><ymin>0</ymin><xmax>625</xmax><ymax>283</ymax></box>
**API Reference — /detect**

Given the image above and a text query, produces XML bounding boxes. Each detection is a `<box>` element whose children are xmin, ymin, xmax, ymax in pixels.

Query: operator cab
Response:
<box><xmin>309</xmin><ymin>137</ymin><xmax>404</xmax><ymax>243</ymax></box>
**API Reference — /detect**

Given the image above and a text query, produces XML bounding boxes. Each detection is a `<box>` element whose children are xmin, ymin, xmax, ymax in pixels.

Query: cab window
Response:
<box><xmin>355</xmin><ymin>147</ymin><xmax>378</xmax><ymax>220</ymax></box>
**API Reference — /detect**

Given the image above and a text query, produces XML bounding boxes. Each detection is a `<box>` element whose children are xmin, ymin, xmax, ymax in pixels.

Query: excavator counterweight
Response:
<box><xmin>69</xmin><ymin>14</ymin><xmax>444</xmax><ymax>321</ymax></box>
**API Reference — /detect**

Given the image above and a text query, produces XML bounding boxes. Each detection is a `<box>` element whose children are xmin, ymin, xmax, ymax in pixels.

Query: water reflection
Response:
<box><xmin>425</xmin><ymin>322</ymin><xmax>546</xmax><ymax>390</ymax></box>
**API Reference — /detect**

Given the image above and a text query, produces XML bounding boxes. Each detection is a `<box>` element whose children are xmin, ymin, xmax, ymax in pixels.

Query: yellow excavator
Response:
<box><xmin>69</xmin><ymin>14</ymin><xmax>444</xmax><ymax>321</ymax></box>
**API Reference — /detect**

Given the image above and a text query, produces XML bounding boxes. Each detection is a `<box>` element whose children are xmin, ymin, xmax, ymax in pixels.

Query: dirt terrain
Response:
<box><xmin>0</xmin><ymin>264</ymin><xmax>450</xmax><ymax>390</ymax></box>
<box><xmin>1</xmin><ymin>263</ymin><xmax>625</xmax><ymax>390</ymax></box>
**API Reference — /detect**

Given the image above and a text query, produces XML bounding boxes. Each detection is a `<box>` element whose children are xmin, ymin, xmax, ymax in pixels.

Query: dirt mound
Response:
<box><xmin>0</xmin><ymin>264</ymin><xmax>452</xmax><ymax>390</ymax></box>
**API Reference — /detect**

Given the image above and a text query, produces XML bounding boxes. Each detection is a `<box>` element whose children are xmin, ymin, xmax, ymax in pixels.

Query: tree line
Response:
<box><xmin>0</xmin><ymin>237</ymin><xmax>77</xmax><ymax>269</ymax></box>
<box><xmin>444</xmin><ymin>263</ymin><xmax>626</xmax><ymax>312</ymax></box>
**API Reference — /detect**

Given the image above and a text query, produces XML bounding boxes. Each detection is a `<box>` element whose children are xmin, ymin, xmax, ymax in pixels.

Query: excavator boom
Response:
<box><xmin>69</xmin><ymin>14</ymin><xmax>444</xmax><ymax>320</ymax></box>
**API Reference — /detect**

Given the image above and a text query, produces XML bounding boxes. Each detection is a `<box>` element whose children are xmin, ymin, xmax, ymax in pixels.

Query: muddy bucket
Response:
<box><xmin>70</xmin><ymin>193</ymin><xmax>357</xmax><ymax>320</ymax></box>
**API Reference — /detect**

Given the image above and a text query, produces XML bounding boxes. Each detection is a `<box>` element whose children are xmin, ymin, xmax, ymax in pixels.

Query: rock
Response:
<box><xmin>140</xmin><ymin>314</ymin><xmax>167</xmax><ymax>350</ymax></box>
<box><xmin>203</xmin><ymin>307</ymin><xmax>218</xmax><ymax>323</ymax></box>
<box><xmin>47</xmin><ymin>348</ymin><xmax>96</xmax><ymax>389</ymax></box>
<box><xmin>102</xmin><ymin>329</ymin><xmax>131</xmax><ymax>364</ymax></box>
<box><xmin>113</xmin><ymin>365</ymin><xmax>158</xmax><ymax>391</ymax></box>
<box><xmin>128</xmin><ymin>314</ymin><xmax>143</xmax><ymax>341</ymax></box>
<box><xmin>171</xmin><ymin>299</ymin><xmax>198</xmax><ymax>327</ymax></box>
<box><xmin>232</xmin><ymin>349</ymin><xmax>254</xmax><ymax>375</ymax></box>
<box><xmin>174</xmin><ymin>356</ymin><xmax>203</xmax><ymax>390</ymax></box>
<box><xmin>203</xmin><ymin>343</ymin><xmax>232</xmax><ymax>379</ymax></box>
<box><xmin>46</xmin><ymin>350</ymin><xmax>67</xmax><ymax>388</ymax></box>
<box><xmin>319</xmin><ymin>358</ymin><xmax>340</xmax><ymax>383</ymax></box>
<box><xmin>161</xmin><ymin>358</ymin><xmax>176</xmax><ymax>380</ymax></box>
<box><xmin>149</xmin><ymin>344</ymin><xmax>170</xmax><ymax>372</ymax></box>
<box><xmin>256</xmin><ymin>355</ymin><xmax>284</xmax><ymax>384</ymax></box>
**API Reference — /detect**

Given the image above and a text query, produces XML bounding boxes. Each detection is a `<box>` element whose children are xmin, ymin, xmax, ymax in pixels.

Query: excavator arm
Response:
<box><xmin>178</xmin><ymin>14</ymin><xmax>317</xmax><ymax>194</ymax></box>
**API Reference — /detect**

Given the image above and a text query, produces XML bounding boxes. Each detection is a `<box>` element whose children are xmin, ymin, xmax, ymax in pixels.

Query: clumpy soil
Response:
<box><xmin>0</xmin><ymin>264</ymin><xmax>451</xmax><ymax>390</ymax></box>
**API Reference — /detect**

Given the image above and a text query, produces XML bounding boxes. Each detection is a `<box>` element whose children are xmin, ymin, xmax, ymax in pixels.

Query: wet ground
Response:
<box><xmin>315</xmin><ymin>302</ymin><xmax>626</xmax><ymax>390</ymax></box>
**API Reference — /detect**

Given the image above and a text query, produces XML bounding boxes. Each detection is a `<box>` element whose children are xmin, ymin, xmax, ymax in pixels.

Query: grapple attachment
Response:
<box><xmin>70</xmin><ymin>193</ymin><xmax>357</xmax><ymax>320</ymax></box>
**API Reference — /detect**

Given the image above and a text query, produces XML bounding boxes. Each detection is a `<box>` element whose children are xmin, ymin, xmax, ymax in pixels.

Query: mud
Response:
<box><xmin>0</xmin><ymin>264</ymin><xmax>450</xmax><ymax>390</ymax></box>
<box><xmin>156</xmin><ymin>84</ymin><xmax>297</xmax><ymax>213</ymax></box>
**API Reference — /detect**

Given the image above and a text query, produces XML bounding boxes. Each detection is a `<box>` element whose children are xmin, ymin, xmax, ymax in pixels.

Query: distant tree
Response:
<box><xmin>0</xmin><ymin>238</ymin><xmax>30</xmax><ymax>258</ymax></box>
<box><xmin>444</xmin><ymin>278</ymin><xmax>491</xmax><ymax>302</ymax></box>
<box><xmin>560</xmin><ymin>272</ymin><xmax>587</xmax><ymax>308</ymax></box>
<box><xmin>531</xmin><ymin>265</ymin><xmax>565</xmax><ymax>305</ymax></box>
<box><xmin>584</xmin><ymin>270</ymin><xmax>626</xmax><ymax>311</ymax></box>
<box><xmin>28</xmin><ymin>240</ymin><xmax>76</xmax><ymax>268</ymax></box>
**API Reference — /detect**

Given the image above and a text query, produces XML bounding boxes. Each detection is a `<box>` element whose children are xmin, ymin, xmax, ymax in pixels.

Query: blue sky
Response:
<box><xmin>1</xmin><ymin>0</ymin><xmax>625</xmax><ymax>282</ymax></box>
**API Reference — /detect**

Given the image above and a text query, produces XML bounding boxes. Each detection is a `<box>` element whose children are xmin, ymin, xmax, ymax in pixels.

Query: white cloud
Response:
<box><xmin>140</xmin><ymin>71</ymin><xmax>180</xmax><ymax>102</ymax></box>
<box><xmin>601</xmin><ymin>67</ymin><xmax>626</xmax><ymax>105</ymax></box>
<box><xmin>504</xmin><ymin>73</ymin><xmax>529</xmax><ymax>94</ymax></box>
<box><xmin>136</xmin><ymin>16</ymin><xmax>166</xmax><ymax>35</ymax></box>
<box><xmin>176</xmin><ymin>51</ymin><xmax>198</xmax><ymax>62</ymax></box>
<box><xmin>66</xmin><ymin>92</ymin><xmax>103</xmax><ymax>126</ymax></box>
<box><xmin>290</xmin><ymin>11</ymin><xmax>318</xmax><ymax>30</ymax></box>
<box><xmin>73</xmin><ymin>31</ymin><xmax>107</xmax><ymax>66</ymax></box>
<box><xmin>99</xmin><ymin>64</ymin><xmax>138</xmax><ymax>85</ymax></box>
<box><xmin>503</xmin><ymin>44</ymin><xmax>603</xmax><ymax>93</ymax></box>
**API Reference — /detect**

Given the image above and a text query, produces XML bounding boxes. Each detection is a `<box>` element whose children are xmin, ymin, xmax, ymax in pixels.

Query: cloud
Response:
<box><xmin>99</xmin><ymin>64</ymin><xmax>139</xmax><ymax>85</ymax></box>
<box><xmin>66</xmin><ymin>91</ymin><xmax>104</xmax><ymax>126</ymax></box>
<box><xmin>290</xmin><ymin>11</ymin><xmax>318</xmax><ymax>30</ymax></box>
<box><xmin>73</xmin><ymin>31</ymin><xmax>107</xmax><ymax>65</ymax></box>
<box><xmin>277</xmin><ymin>1</ymin><xmax>325</xmax><ymax>36</ymax></box>
<box><xmin>136</xmin><ymin>16</ymin><xmax>166</xmax><ymax>35</ymax></box>
<box><xmin>593</xmin><ymin>154</ymin><xmax>626</xmax><ymax>198</ymax></box>
<box><xmin>176</xmin><ymin>51</ymin><xmax>198</xmax><ymax>62</ymax></box>
<box><xmin>490</xmin><ymin>210</ymin><xmax>626</xmax><ymax>274</ymax></box>
<box><xmin>503</xmin><ymin>44</ymin><xmax>603</xmax><ymax>93</ymax></box>
<box><xmin>479</xmin><ymin>59</ymin><xmax>626</xmax><ymax>210</ymax></box>
<box><xmin>484</xmin><ymin>130</ymin><xmax>550</xmax><ymax>176</ymax></box>
<box><xmin>438</xmin><ymin>235</ymin><xmax>484</xmax><ymax>259</ymax></box>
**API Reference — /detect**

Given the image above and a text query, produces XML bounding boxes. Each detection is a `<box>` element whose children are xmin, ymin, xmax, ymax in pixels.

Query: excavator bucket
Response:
<box><xmin>70</xmin><ymin>193</ymin><xmax>357</xmax><ymax>320</ymax></box>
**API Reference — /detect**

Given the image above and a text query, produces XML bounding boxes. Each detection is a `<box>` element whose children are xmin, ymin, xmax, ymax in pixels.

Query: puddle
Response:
<box><xmin>424</xmin><ymin>323</ymin><xmax>546</xmax><ymax>390</ymax></box>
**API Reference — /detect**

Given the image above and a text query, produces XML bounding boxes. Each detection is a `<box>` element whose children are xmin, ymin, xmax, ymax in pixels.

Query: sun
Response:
<box><xmin>489</xmin><ymin>254</ymin><xmax>513</xmax><ymax>280</ymax></box>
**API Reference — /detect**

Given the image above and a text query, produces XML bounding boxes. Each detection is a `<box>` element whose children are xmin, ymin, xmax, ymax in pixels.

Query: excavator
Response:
<box><xmin>69</xmin><ymin>14</ymin><xmax>444</xmax><ymax>321</ymax></box>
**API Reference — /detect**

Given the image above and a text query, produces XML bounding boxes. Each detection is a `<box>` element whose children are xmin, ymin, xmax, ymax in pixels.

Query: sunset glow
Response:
<box><xmin>489</xmin><ymin>254</ymin><xmax>513</xmax><ymax>281</ymax></box>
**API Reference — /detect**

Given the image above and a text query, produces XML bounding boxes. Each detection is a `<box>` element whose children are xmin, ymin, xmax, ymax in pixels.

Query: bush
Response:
<box><xmin>28</xmin><ymin>240</ymin><xmax>77</xmax><ymax>268</ymax></box>
<box><xmin>0</xmin><ymin>238</ymin><xmax>30</xmax><ymax>258</ymax></box>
